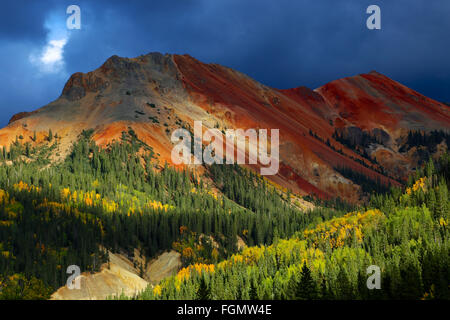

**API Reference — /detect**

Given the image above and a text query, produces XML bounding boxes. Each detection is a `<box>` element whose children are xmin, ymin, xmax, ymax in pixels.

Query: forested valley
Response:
<box><xmin>0</xmin><ymin>129</ymin><xmax>448</xmax><ymax>300</ymax></box>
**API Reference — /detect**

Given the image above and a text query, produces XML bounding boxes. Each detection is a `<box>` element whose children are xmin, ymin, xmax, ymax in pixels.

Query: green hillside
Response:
<box><xmin>0</xmin><ymin>131</ymin><xmax>448</xmax><ymax>300</ymax></box>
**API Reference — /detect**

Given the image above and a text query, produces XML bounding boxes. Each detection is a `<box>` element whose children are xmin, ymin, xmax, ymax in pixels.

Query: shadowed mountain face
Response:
<box><xmin>1</xmin><ymin>52</ymin><xmax>449</xmax><ymax>201</ymax></box>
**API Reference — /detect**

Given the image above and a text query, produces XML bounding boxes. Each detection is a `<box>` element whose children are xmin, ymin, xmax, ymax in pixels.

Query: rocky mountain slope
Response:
<box><xmin>51</xmin><ymin>250</ymin><xmax>181</xmax><ymax>300</ymax></box>
<box><xmin>1</xmin><ymin>52</ymin><xmax>449</xmax><ymax>201</ymax></box>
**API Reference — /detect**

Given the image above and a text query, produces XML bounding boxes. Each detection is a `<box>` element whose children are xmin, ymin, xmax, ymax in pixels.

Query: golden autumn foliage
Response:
<box><xmin>13</xmin><ymin>181</ymin><xmax>41</xmax><ymax>193</ymax></box>
<box><xmin>0</xmin><ymin>221</ymin><xmax>13</xmax><ymax>227</ymax></box>
<box><xmin>190</xmin><ymin>186</ymin><xmax>219</xmax><ymax>201</ymax></box>
<box><xmin>146</xmin><ymin>200</ymin><xmax>174</xmax><ymax>211</ymax></box>
<box><xmin>60</xmin><ymin>186</ymin><xmax>173</xmax><ymax>215</ymax></box>
<box><xmin>61</xmin><ymin>188</ymin><xmax>119</xmax><ymax>213</ymax></box>
<box><xmin>176</xmin><ymin>263</ymin><xmax>215</xmax><ymax>283</ymax></box>
<box><xmin>182</xmin><ymin>247</ymin><xmax>194</xmax><ymax>258</ymax></box>
<box><xmin>303</xmin><ymin>209</ymin><xmax>385</xmax><ymax>248</ymax></box>
<box><xmin>406</xmin><ymin>177</ymin><xmax>427</xmax><ymax>195</ymax></box>
<box><xmin>211</xmin><ymin>248</ymin><xmax>219</xmax><ymax>261</ymax></box>
<box><xmin>0</xmin><ymin>189</ymin><xmax>9</xmax><ymax>203</ymax></box>
<box><xmin>153</xmin><ymin>284</ymin><xmax>162</xmax><ymax>296</ymax></box>
<box><xmin>216</xmin><ymin>238</ymin><xmax>326</xmax><ymax>274</ymax></box>
<box><xmin>0</xmin><ymin>243</ymin><xmax>13</xmax><ymax>259</ymax></box>
<box><xmin>0</xmin><ymin>273</ymin><xmax>52</xmax><ymax>300</ymax></box>
<box><xmin>151</xmin><ymin>238</ymin><xmax>330</xmax><ymax>297</ymax></box>
<box><xmin>0</xmin><ymin>189</ymin><xmax>24</xmax><ymax>222</ymax></box>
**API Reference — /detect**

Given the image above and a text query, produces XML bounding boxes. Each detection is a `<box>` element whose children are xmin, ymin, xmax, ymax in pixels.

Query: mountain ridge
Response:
<box><xmin>1</xmin><ymin>52</ymin><xmax>449</xmax><ymax>201</ymax></box>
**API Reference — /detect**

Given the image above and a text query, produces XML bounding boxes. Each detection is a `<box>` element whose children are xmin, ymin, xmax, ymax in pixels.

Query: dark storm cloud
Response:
<box><xmin>1</xmin><ymin>0</ymin><xmax>449</xmax><ymax>126</ymax></box>
<box><xmin>0</xmin><ymin>0</ymin><xmax>58</xmax><ymax>41</ymax></box>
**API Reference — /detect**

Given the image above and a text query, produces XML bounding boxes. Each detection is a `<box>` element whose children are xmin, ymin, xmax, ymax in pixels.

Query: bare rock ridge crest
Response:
<box><xmin>2</xmin><ymin>52</ymin><xmax>449</xmax><ymax>202</ymax></box>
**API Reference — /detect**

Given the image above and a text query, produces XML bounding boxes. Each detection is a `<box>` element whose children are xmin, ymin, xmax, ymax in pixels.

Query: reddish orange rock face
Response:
<box><xmin>1</xmin><ymin>53</ymin><xmax>448</xmax><ymax>202</ymax></box>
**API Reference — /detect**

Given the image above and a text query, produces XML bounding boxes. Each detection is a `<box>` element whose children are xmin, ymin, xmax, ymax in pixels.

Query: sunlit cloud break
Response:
<box><xmin>41</xmin><ymin>38</ymin><xmax>67</xmax><ymax>65</ymax></box>
<box><xmin>30</xmin><ymin>37</ymin><xmax>68</xmax><ymax>74</ymax></box>
<box><xmin>29</xmin><ymin>12</ymin><xmax>69</xmax><ymax>74</ymax></box>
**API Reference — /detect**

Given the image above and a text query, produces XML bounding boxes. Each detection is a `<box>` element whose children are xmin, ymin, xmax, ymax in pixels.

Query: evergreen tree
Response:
<box><xmin>398</xmin><ymin>260</ymin><xmax>423</xmax><ymax>299</ymax></box>
<box><xmin>249</xmin><ymin>279</ymin><xmax>258</xmax><ymax>300</ymax></box>
<box><xmin>295</xmin><ymin>262</ymin><xmax>318</xmax><ymax>300</ymax></box>
<box><xmin>196</xmin><ymin>275</ymin><xmax>210</xmax><ymax>300</ymax></box>
<box><xmin>336</xmin><ymin>268</ymin><xmax>354</xmax><ymax>299</ymax></box>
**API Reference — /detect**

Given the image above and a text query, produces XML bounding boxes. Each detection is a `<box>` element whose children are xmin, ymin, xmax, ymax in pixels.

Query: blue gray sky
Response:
<box><xmin>1</xmin><ymin>0</ymin><xmax>449</xmax><ymax>126</ymax></box>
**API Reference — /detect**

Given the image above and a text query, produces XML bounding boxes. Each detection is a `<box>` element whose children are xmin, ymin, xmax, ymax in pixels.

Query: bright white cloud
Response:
<box><xmin>29</xmin><ymin>12</ymin><xmax>70</xmax><ymax>74</ymax></box>
<box><xmin>41</xmin><ymin>39</ymin><xmax>67</xmax><ymax>64</ymax></box>
<box><xmin>29</xmin><ymin>37</ymin><xmax>68</xmax><ymax>74</ymax></box>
